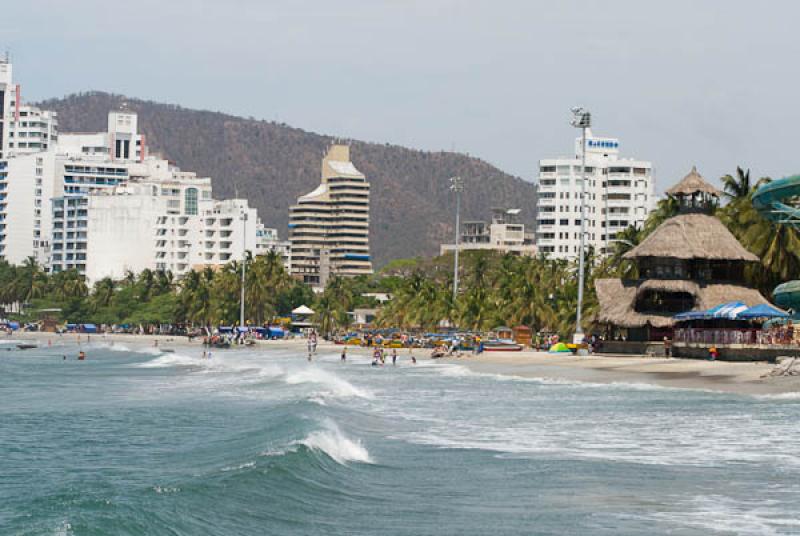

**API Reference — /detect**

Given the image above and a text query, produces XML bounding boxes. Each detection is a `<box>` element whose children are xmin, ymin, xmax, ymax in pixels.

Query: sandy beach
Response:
<box><xmin>9</xmin><ymin>331</ymin><xmax>800</xmax><ymax>396</ymax></box>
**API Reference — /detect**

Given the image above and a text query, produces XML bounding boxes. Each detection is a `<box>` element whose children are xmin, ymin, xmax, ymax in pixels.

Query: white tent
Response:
<box><xmin>292</xmin><ymin>305</ymin><xmax>315</xmax><ymax>315</ymax></box>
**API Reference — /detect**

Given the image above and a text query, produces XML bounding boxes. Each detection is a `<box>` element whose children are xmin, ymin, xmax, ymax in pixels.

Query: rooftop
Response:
<box><xmin>666</xmin><ymin>166</ymin><xmax>722</xmax><ymax>197</ymax></box>
<box><xmin>623</xmin><ymin>213</ymin><xmax>758</xmax><ymax>262</ymax></box>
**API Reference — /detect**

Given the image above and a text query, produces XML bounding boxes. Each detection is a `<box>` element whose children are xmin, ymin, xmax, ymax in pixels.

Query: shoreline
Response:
<box><xmin>9</xmin><ymin>331</ymin><xmax>799</xmax><ymax>396</ymax></box>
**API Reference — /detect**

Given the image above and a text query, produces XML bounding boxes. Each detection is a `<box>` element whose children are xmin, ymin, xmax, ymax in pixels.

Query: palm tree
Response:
<box><xmin>15</xmin><ymin>257</ymin><xmax>47</xmax><ymax>303</ymax></box>
<box><xmin>90</xmin><ymin>277</ymin><xmax>116</xmax><ymax>311</ymax></box>
<box><xmin>721</xmin><ymin>166</ymin><xmax>751</xmax><ymax>202</ymax></box>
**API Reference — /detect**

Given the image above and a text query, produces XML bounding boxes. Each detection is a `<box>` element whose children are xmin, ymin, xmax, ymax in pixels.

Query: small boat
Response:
<box><xmin>482</xmin><ymin>341</ymin><xmax>523</xmax><ymax>352</ymax></box>
<box><xmin>16</xmin><ymin>343</ymin><xmax>37</xmax><ymax>350</ymax></box>
<box><xmin>161</xmin><ymin>348</ymin><xmax>175</xmax><ymax>353</ymax></box>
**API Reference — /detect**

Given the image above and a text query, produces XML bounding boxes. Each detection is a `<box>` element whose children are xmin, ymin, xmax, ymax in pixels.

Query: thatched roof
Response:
<box><xmin>595</xmin><ymin>278</ymin><xmax>770</xmax><ymax>329</ymax></box>
<box><xmin>624</xmin><ymin>213</ymin><xmax>758</xmax><ymax>262</ymax></box>
<box><xmin>665</xmin><ymin>166</ymin><xmax>722</xmax><ymax>197</ymax></box>
<box><xmin>635</xmin><ymin>279</ymin><xmax>699</xmax><ymax>298</ymax></box>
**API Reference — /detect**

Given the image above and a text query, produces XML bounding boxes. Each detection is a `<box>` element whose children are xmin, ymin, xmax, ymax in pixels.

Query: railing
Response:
<box><xmin>675</xmin><ymin>328</ymin><xmax>799</xmax><ymax>346</ymax></box>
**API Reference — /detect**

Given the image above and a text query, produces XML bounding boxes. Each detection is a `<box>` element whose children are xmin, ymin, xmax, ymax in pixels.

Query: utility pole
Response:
<box><xmin>240</xmin><ymin>211</ymin><xmax>248</xmax><ymax>328</ymax></box>
<box><xmin>570</xmin><ymin>107</ymin><xmax>591</xmax><ymax>345</ymax></box>
<box><xmin>450</xmin><ymin>176</ymin><xmax>464</xmax><ymax>301</ymax></box>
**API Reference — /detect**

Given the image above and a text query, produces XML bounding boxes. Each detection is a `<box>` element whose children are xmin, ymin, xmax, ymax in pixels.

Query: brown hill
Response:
<box><xmin>39</xmin><ymin>92</ymin><xmax>537</xmax><ymax>267</ymax></box>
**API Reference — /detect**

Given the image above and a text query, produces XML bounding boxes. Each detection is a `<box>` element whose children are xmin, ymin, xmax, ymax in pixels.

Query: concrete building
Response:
<box><xmin>0</xmin><ymin>58</ymin><xmax>58</xmax><ymax>160</ymax></box>
<box><xmin>440</xmin><ymin>208</ymin><xmax>537</xmax><ymax>256</ymax></box>
<box><xmin>536</xmin><ymin>130</ymin><xmax>655</xmax><ymax>260</ymax></box>
<box><xmin>289</xmin><ymin>144</ymin><xmax>372</xmax><ymax>288</ymax></box>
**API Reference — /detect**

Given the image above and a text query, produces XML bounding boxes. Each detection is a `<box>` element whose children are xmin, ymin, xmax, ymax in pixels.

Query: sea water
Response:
<box><xmin>2</xmin><ymin>342</ymin><xmax>800</xmax><ymax>535</ymax></box>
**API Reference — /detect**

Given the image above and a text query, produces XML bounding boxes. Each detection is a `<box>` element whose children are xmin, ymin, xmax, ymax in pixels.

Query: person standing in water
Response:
<box><xmin>392</xmin><ymin>348</ymin><xmax>397</xmax><ymax>366</ymax></box>
<box><xmin>341</xmin><ymin>346</ymin><xmax>347</xmax><ymax>362</ymax></box>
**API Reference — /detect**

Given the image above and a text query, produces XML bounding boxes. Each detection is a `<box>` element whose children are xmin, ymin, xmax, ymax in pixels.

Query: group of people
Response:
<box><xmin>369</xmin><ymin>346</ymin><xmax>416</xmax><ymax>366</ymax></box>
<box><xmin>307</xmin><ymin>330</ymin><xmax>318</xmax><ymax>361</ymax></box>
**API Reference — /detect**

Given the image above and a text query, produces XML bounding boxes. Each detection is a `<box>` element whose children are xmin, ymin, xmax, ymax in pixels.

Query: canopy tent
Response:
<box><xmin>737</xmin><ymin>303</ymin><xmax>790</xmax><ymax>319</ymax></box>
<box><xmin>548</xmin><ymin>342</ymin><xmax>571</xmax><ymax>353</ymax></box>
<box><xmin>292</xmin><ymin>305</ymin><xmax>315</xmax><ymax>316</ymax></box>
<box><xmin>675</xmin><ymin>301</ymin><xmax>787</xmax><ymax>321</ymax></box>
<box><xmin>706</xmin><ymin>301</ymin><xmax>749</xmax><ymax>319</ymax></box>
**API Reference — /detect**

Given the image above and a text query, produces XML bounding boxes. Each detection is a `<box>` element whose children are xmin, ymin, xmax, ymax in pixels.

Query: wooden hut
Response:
<box><xmin>595</xmin><ymin>167</ymin><xmax>769</xmax><ymax>342</ymax></box>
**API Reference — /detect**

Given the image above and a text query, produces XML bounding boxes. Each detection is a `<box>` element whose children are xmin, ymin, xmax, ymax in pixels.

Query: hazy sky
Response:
<box><xmin>4</xmin><ymin>1</ymin><xmax>798</xmax><ymax>190</ymax></box>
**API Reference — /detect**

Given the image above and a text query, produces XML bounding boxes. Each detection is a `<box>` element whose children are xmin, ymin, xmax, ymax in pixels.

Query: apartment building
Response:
<box><xmin>440</xmin><ymin>208</ymin><xmax>537</xmax><ymax>256</ymax></box>
<box><xmin>536</xmin><ymin>130</ymin><xmax>655</xmax><ymax>260</ymax></box>
<box><xmin>289</xmin><ymin>144</ymin><xmax>372</xmax><ymax>288</ymax></box>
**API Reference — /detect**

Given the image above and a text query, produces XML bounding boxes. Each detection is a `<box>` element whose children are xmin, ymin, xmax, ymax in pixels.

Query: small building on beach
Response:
<box><xmin>594</xmin><ymin>167</ymin><xmax>770</xmax><ymax>344</ymax></box>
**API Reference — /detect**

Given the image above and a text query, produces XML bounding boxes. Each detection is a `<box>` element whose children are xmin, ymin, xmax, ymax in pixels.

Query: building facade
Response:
<box><xmin>536</xmin><ymin>130</ymin><xmax>655</xmax><ymax>260</ymax></box>
<box><xmin>440</xmin><ymin>208</ymin><xmax>537</xmax><ymax>256</ymax></box>
<box><xmin>289</xmin><ymin>144</ymin><xmax>372</xmax><ymax>288</ymax></box>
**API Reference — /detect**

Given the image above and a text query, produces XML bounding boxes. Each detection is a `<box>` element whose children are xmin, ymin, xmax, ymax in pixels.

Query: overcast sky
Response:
<box><xmin>4</xmin><ymin>0</ymin><xmax>798</xmax><ymax>190</ymax></box>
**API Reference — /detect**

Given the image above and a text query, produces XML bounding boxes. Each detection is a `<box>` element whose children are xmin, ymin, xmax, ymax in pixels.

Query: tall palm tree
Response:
<box><xmin>15</xmin><ymin>257</ymin><xmax>46</xmax><ymax>303</ymax></box>
<box><xmin>720</xmin><ymin>166</ymin><xmax>751</xmax><ymax>202</ymax></box>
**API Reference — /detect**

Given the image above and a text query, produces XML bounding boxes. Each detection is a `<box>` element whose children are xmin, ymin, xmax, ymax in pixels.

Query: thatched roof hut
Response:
<box><xmin>666</xmin><ymin>166</ymin><xmax>722</xmax><ymax>197</ymax></box>
<box><xmin>624</xmin><ymin>213</ymin><xmax>758</xmax><ymax>262</ymax></box>
<box><xmin>595</xmin><ymin>278</ymin><xmax>769</xmax><ymax>329</ymax></box>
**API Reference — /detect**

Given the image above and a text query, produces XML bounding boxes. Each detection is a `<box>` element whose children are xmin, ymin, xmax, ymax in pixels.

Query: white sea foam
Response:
<box><xmin>152</xmin><ymin>486</ymin><xmax>181</xmax><ymax>494</ymax></box>
<box><xmin>284</xmin><ymin>366</ymin><xmax>372</xmax><ymax>399</ymax></box>
<box><xmin>53</xmin><ymin>521</ymin><xmax>72</xmax><ymax>536</ymax></box>
<box><xmin>649</xmin><ymin>495</ymin><xmax>800</xmax><ymax>535</ymax></box>
<box><xmin>297</xmin><ymin>421</ymin><xmax>373</xmax><ymax>464</ymax></box>
<box><xmin>221</xmin><ymin>461</ymin><xmax>256</xmax><ymax>472</ymax></box>
<box><xmin>135</xmin><ymin>352</ymin><xmax>202</xmax><ymax>368</ymax></box>
<box><xmin>753</xmin><ymin>391</ymin><xmax>800</xmax><ymax>400</ymax></box>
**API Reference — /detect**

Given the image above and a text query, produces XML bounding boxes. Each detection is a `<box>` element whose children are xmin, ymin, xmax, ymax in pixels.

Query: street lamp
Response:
<box><xmin>450</xmin><ymin>176</ymin><xmax>464</xmax><ymax>301</ymax></box>
<box><xmin>240</xmin><ymin>211</ymin><xmax>248</xmax><ymax>328</ymax></box>
<box><xmin>570</xmin><ymin>106</ymin><xmax>591</xmax><ymax>344</ymax></box>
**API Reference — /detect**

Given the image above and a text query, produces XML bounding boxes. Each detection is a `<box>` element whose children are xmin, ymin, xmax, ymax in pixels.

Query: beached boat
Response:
<box><xmin>16</xmin><ymin>343</ymin><xmax>37</xmax><ymax>350</ymax></box>
<box><xmin>482</xmin><ymin>341</ymin><xmax>523</xmax><ymax>352</ymax></box>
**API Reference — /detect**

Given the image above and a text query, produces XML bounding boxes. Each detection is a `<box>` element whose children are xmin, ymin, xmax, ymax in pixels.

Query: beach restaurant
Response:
<box><xmin>595</xmin><ymin>167</ymin><xmax>775</xmax><ymax>358</ymax></box>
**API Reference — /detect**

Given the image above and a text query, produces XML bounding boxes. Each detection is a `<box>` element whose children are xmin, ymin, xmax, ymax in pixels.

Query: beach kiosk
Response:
<box><xmin>291</xmin><ymin>305</ymin><xmax>316</xmax><ymax>334</ymax></box>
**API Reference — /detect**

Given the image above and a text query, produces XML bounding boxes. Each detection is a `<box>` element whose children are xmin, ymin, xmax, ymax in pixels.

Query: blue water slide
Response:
<box><xmin>753</xmin><ymin>175</ymin><xmax>800</xmax><ymax>310</ymax></box>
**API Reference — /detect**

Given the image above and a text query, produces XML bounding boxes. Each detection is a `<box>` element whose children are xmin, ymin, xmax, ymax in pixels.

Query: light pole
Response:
<box><xmin>571</xmin><ymin>106</ymin><xmax>591</xmax><ymax>344</ymax></box>
<box><xmin>450</xmin><ymin>176</ymin><xmax>464</xmax><ymax>301</ymax></box>
<box><xmin>240</xmin><ymin>211</ymin><xmax>248</xmax><ymax>328</ymax></box>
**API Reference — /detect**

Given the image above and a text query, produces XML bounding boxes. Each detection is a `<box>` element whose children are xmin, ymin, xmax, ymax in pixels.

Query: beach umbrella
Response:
<box><xmin>736</xmin><ymin>303</ymin><xmax>790</xmax><ymax>319</ymax></box>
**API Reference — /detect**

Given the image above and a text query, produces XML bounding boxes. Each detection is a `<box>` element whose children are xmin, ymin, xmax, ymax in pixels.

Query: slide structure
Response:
<box><xmin>752</xmin><ymin>176</ymin><xmax>800</xmax><ymax>311</ymax></box>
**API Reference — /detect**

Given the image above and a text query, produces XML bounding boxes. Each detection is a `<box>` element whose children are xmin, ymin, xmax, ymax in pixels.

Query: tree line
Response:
<box><xmin>2</xmin><ymin>168</ymin><xmax>797</xmax><ymax>337</ymax></box>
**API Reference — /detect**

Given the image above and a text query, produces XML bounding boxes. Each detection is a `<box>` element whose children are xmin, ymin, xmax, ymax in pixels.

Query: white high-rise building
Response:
<box><xmin>535</xmin><ymin>130</ymin><xmax>655</xmax><ymax>260</ymax></box>
<box><xmin>289</xmin><ymin>144</ymin><xmax>372</xmax><ymax>288</ymax></box>
<box><xmin>0</xmin><ymin>58</ymin><xmax>59</xmax><ymax>262</ymax></box>
<box><xmin>0</xmin><ymin>58</ymin><xmax>58</xmax><ymax>160</ymax></box>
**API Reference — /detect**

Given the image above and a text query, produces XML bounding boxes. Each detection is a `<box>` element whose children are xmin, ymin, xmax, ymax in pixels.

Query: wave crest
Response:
<box><xmin>296</xmin><ymin>421</ymin><xmax>373</xmax><ymax>465</ymax></box>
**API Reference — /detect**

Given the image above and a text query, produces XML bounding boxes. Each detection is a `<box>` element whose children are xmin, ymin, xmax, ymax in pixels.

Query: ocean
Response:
<box><xmin>2</xmin><ymin>340</ymin><xmax>800</xmax><ymax>535</ymax></box>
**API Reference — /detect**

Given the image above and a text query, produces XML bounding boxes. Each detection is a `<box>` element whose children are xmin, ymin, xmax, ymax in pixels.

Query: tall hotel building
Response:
<box><xmin>289</xmin><ymin>144</ymin><xmax>372</xmax><ymax>288</ymax></box>
<box><xmin>535</xmin><ymin>130</ymin><xmax>655</xmax><ymax>260</ymax></box>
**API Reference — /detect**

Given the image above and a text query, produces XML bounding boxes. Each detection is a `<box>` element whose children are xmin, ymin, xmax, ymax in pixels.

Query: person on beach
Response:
<box><xmin>392</xmin><ymin>349</ymin><xmax>397</xmax><ymax>366</ymax></box>
<box><xmin>663</xmin><ymin>336</ymin><xmax>672</xmax><ymax>357</ymax></box>
<box><xmin>341</xmin><ymin>347</ymin><xmax>347</xmax><ymax>362</ymax></box>
<box><xmin>709</xmin><ymin>345</ymin><xmax>718</xmax><ymax>361</ymax></box>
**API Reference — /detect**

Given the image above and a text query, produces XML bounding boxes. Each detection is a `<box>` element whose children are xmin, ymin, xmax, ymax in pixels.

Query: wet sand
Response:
<box><xmin>10</xmin><ymin>332</ymin><xmax>799</xmax><ymax>396</ymax></box>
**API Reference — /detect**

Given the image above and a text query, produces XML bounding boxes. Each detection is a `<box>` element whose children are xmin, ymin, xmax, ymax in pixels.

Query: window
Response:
<box><xmin>185</xmin><ymin>188</ymin><xmax>198</xmax><ymax>216</ymax></box>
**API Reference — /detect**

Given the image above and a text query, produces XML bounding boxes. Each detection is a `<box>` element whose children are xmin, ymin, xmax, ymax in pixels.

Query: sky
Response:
<box><xmin>3</xmin><ymin>0</ymin><xmax>799</xmax><ymax>191</ymax></box>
